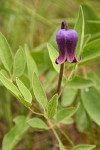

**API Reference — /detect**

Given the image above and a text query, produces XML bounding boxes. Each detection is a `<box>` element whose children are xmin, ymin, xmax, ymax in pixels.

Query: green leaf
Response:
<box><xmin>19</xmin><ymin>75</ymin><xmax>30</xmax><ymax>89</ymax></box>
<box><xmin>0</xmin><ymin>32</ymin><xmax>13</xmax><ymax>73</ymax></box>
<box><xmin>76</xmin><ymin>102</ymin><xmax>91</xmax><ymax>132</ymax></box>
<box><xmin>32</xmin><ymin>73</ymin><xmax>47</xmax><ymax>108</ymax></box>
<box><xmin>13</xmin><ymin>48</ymin><xmax>26</xmax><ymax>77</ymax></box>
<box><xmin>88</xmin><ymin>72</ymin><xmax>100</xmax><ymax>90</ymax></box>
<box><xmin>49</xmin><ymin>26</ymin><xmax>59</xmax><ymax>50</ymax></box>
<box><xmin>82</xmin><ymin>5</ymin><xmax>100</xmax><ymax>35</ymax></box>
<box><xmin>56</xmin><ymin>105</ymin><xmax>79</xmax><ymax>123</ymax></box>
<box><xmin>0</xmin><ymin>71</ymin><xmax>20</xmax><ymax>99</ymax></box>
<box><xmin>27</xmin><ymin>118</ymin><xmax>48</xmax><ymax>130</ymax></box>
<box><xmin>25</xmin><ymin>45</ymin><xmax>38</xmax><ymax>83</ymax></box>
<box><xmin>61</xmin><ymin>118</ymin><xmax>73</xmax><ymax>125</ymax></box>
<box><xmin>2</xmin><ymin>116</ymin><xmax>29</xmax><ymax>150</ymax></box>
<box><xmin>47</xmin><ymin>94</ymin><xmax>58</xmax><ymax>118</ymax></box>
<box><xmin>47</xmin><ymin>43</ymin><xmax>60</xmax><ymax>72</ymax></box>
<box><xmin>62</xmin><ymin>87</ymin><xmax>77</xmax><ymax>106</ymax></box>
<box><xmin>16</xmin><ymin>78</ymin><xmax>32</xmax><ymax>106</ymax></box>
<box><xmin>67</xmin><ymin>76</ymin><xmax>94</xmax><ymax>89</ymax></box>
<box><xmin>83</xmin><ymin>34</ymin><xmax>91</xmax><ymax>49</ymax></box>
<box><xmin>81</xmin><ymin>38</ymin><xmax>100</xmax><ymax>64</ymax></box>
<box><xmin>81</xmin><ymin>87</ymin><xmax>100</xmax><ymax>126</ymax></box>
<box><xmin>72</xmin><ymin>144</ymin><xmax>96</xmax><ymax>150</ymax></box>
<box><xmin>0</xmin><ymin>71</ymin><xmax>31</xmax><ymax>107</ymax></box>
<box><xmin>74</xmin><ymin>5</ymin><xmax>84</xmax><ymax>57</ymax></box>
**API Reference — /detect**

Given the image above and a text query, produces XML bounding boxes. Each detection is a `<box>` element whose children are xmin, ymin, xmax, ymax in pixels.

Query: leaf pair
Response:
<box><xmin>0</xmin><ymin>72</ymin><xmax>32</xmax><ymax>107</ymax></box>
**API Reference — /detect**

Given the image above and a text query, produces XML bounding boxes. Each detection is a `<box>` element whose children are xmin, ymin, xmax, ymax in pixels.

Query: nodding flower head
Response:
<box><xmin>56</xmin><ymin>21</ymin><xmax>79</xmax><ymax>64</ymax></box>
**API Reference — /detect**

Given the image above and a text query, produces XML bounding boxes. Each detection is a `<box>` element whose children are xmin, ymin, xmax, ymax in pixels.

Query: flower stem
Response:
<box><xmin>57</xmin><ymin>64</ymin><xmax>64</xmax><ymax>96</ymax></box>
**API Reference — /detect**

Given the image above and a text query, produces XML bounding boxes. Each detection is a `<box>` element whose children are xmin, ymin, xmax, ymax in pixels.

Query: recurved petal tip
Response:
<box><xmin>72</xmin><ymin>56</ymin><xmax>82</xmax><ymax>63</ymax></box>
<box><xmin>55</xmin><ymin>54</ymin><xmax>67</xmax><ymax>64</ymax></box>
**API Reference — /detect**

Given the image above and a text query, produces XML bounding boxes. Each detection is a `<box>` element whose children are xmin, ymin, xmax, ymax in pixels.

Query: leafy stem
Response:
<box><xmin>45</xmin><ymin>115</ymin><xmax>63</xmax><ymax>147</ymax></box>
<box><xmin>59</xmin><ymin>64</ymin><xmax>78</xmax><ymax>98</ymax></box>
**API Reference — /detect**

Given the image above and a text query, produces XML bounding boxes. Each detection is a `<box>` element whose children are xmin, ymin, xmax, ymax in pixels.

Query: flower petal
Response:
<box><xmin>56</xmin><ymin>29</ymin><xmax>67</xmax><ymax>64</ymax></box>
<box><xmin>66</xmin><ymin>30</ymin><xmax>78</xmax><ymax>62</ymax></box>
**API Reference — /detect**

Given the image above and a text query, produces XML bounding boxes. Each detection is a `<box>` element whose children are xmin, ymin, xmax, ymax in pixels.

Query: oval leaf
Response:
<box><xmin>56</xmin><ymin>105</ymin><xmax>79</xmax><ymax>123</ymax></box>
<box><xmin>62</xmin><ymin>87</ymin><xmax>77</xmax><ymax>106</ymax></box>
<box><xmin>32</xmin><ymin>73</ymin><xmax>47</xmax><ymax>108</ymax></box>
<box><xmin>67</xmin><ymin>76</ymin><xmax>94</xmax><ymax>89</ymax></box>
<box><xmin>47</xmin><ymin>94</ymin><xmax>58</xmax><ymax>118</ymax></box>
<box><xmin>0</xmin><ymin>32</ymin><xmax>13</xmax><ymax>73</ymax></box>
<box><xmin>0</xmin><ymin>71</ymin><xmax>20</xmax><ymax>99</ymax></box>
<box><xmin>16</xmin><ymin>78</ymin><xmax>32</xmax><ymax>106</ymax></box>
<box><xmin>13</xmin><ymin>48</ymin><xmax>26</xmax><ymax>77</ymax></box>
<box><xmin>27</xmin><ymin>118</ymin><xmax>48</xmax><ymax>130</ymax></box>
<box><xmin>81</xmin><ymin>38</ymin><xmax>100</xmax><ymax>64</ymax></box>
<box><xmin>81</xmin><ymin>87</ymin><xmax>100</xmax><ymax>126</ymax></box>
<box><xmin>0</xmin><ymin>71</ymin><xmax>31</xmax><ymax>107</ymax></box>
<box><xmin>76</xmin><ymin>102</ymin><xmax>91</xmax><ymax>132</ymax></box>
<box><xmin>72</xmin><ymin>144</ymin><xmax>96</xmax><ymax>150</ymax></box>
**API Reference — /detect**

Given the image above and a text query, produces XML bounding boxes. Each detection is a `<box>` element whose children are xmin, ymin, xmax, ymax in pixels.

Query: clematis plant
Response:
<box><xmin>56</xmin><ymin>21</ymin><xmax>80</xmax><ymax>95</ymax></box>
<box><xmin>56</xmin><ymin>21</ymin><xmax>79</xmax><ymax>64</ymax></box>
<box><xmin>0</xmin><ymin>5</ymin><xmax>97</xmax><ymax>149</ymax></box>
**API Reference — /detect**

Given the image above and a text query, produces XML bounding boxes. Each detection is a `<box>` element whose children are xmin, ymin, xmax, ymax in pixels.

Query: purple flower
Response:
<box><xmin>56</xmin><ymin>21</ymin><xmax>79</xmax><ymax>64</ymax></box>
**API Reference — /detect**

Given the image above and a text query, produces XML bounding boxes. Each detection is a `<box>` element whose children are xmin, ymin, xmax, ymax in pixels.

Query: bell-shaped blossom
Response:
<box><xmin>56</xmin><ymin>22</ymin><xmax>79</xmax><ymax>64</ymax></box>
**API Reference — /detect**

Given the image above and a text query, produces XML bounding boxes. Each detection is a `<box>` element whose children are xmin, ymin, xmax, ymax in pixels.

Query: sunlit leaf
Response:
<box><xmin>0</xmin><ymin>71</ymin><xmax>20</xmax><ymax>99</ymax></box>
<box><xmin>27</xmin><ymin>118</ymin><xmax>48</xmax><ymax>130</ymax></box>
<box><xmin>16</xmin><ymin>78</ymin><xmax>32</xmax><ymax>106</ymax></box>
<box><xmin>13</xmin><ymin>48</ymin><xmax>26</xmax><ymax>77</ymax></box>
<box><xmin>0</xmin><ymin>71</ymin><xmax>31</xmax><ymax>107</ymax></box>
<box><xmin>32</xmin><ymin>73</ymin><xmax>47</xmax><ymax>108</ymax></box>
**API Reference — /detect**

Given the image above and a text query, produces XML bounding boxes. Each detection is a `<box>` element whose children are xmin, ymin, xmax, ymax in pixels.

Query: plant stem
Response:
<box><xmin>29</xmin><ymin>108</ymin><xmax>44</xmax><ymax>116</ymax></box>
<box><xmin>57</xmin><ymin>126</ymin><xmax>74</xmax><ymax>146</ymax></box>
<box><xmin>57</xmin><ymin>64</ymin><xmax>64</xmax><ymax>96</ymax></box>
<box><xmin>47</xmin><ymin>118</ymin><xmax>62</xmax><ymax>144</ymax></box>
<box><xmin>58</xmin><ymin>67</ymin><xmax>75</xmax><ymax>98</ymax></box>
